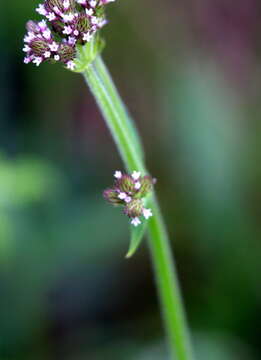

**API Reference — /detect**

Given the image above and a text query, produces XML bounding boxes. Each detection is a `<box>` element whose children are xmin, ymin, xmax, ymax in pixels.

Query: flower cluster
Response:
<box><xmin>23</xmin><ymin>0</ymin><xmax>115</xmax><ymax>70</ymax></box>
<box><xmin>104</xmin><ymin>171</ymin><xmax>156</xmax><ymax>226</ymax></box>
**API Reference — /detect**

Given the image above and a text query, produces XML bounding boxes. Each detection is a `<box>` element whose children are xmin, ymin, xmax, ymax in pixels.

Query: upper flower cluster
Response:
<box><xmin>23</xmin><ymin>0</ymin><xmax>115</xmax><ymax>70</ymax></box>
<box><xmin>104</xmin><ymin>171</ymin><xmax>156</xmax><ymax>226</ymax></box>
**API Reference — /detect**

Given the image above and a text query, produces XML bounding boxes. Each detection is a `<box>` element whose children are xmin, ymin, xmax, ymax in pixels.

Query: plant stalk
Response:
<box><xmin>82</xmin><ymin>55</ymin><xmax>194</xmax><ymax>360</ymax></box>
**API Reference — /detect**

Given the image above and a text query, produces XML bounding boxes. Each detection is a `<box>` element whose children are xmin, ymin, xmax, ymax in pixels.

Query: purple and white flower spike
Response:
<box><xmin>23</xmin><ymin>0</ymin><xmax>115</xmax><ymax>69</ymax></box>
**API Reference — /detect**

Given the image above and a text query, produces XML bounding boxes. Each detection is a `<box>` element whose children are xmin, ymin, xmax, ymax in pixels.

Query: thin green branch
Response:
<box><xmin>82</xmin><ymin>55</ymin><xmax>194</xmax><ymax>360</ymax></box>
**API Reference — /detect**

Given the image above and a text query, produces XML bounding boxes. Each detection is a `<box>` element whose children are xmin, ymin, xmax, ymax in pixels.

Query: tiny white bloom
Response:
<box><xmin>68</xmin><ymin>36</ymin><xmax>77</xmax><ymax>45</ymax></box>
<box><xmin>24</xmin><ymin>57</ymin><xmax>31</xmax><ymax>64</ymax></box>
<box><xmin>98</xmin><ymin>19</ymin><xmax>107</xmax><ymax>28</ymax></box>
<box><xmin>33</xmin><ymin>56</ymin><xmax>43</xmax><ymax>66</ymax></box>
<box><xmin>143</xmin><ymin>208</ymin><xmax>153</xmax><ymax>220</ymax></box>
<box><xmin>63</xmin><ymin>26</ymin><xmax>73</xmax><ymax>35</ymax></box>
<box><xmin>49</xmin><ymin>42</ymin><xmax>59</xmax><ymax>51</ymax></box>
<box><xmin>44</xmin><ymin>51</ymin><xmax>51</xmax><ymax>58</ymax></box>
<box><xmin>66</xmin><ymin>61</ymin><xmax>76</xmax><ymax>70</ymax></box>
<box><xmin>86</xmin><ymin>8</ymin><xmax>94</xmax><ymax>16</ymax></box>
<box><xmin>54</xmin><ymin>54</ymin><xmax>60</xmax><ymax>61</ymax></box>
<box><xmin>125</xmin><ymin>196</ymin><xmax>132</xmax><ymax>203</ymax></box>
<box><xmin>132</xmin><ymin>171</ymin><xmax>141</xmax><ymax>180</ymax></box>
<box><xmin>46</xmin><ymin>12</ymin><xmax>56</xmax><ymax>21</ymax></box>
<box><xmin>36</xmin><ymin>4</ymin><xmax>47</xmax><ymax>16</ymax></box>
<box><xmin>24</xmin><ymin>32</ymin><xmax>35</xmax><ymax>43</ymax></box>
<box><xmin>38</xmin><ymin>20</ymin><xmax>47</xmax><ymax>30</ymax></box>
<box><xmin>23</xmin><ymin>45</ymin><xmax>30</xmax><ymax>53</ymax></box>
<box><xmin>131</xmin><ymin>217</ymin><xmax>141</xmax><ymax>227</ymax></box>
<box><xmin>91</xmin><ymin>16</ymin><xmax>98</xmax><ymax>25</ymax></box>
<box><xmin>118</xmin><ymin>192</ymin><xmax>127</xmax><ymax>200</ymax></box>
<box><xmin>43</xmin><ymin>29</ymin><xmax>51</xmax><ymax>40</ymax></box>
<box><xmin>63</xmin><ymin>0</ymin><xmax>70</xmax><ymax>10</ymax></box>
<box><xmin>114</xmin><ymin>171</ymin><xmax>122</xmax><ymax>179</ymax></box>
<box><xmin>62</xmin><ymin>13</ymin><xmax>75</xmax><ymax>22</ymax></box>
<box><xmin>134</xmin><ymin>181</ymin><xmax>141</xmax><ymax>190</ymax></box>
<box><xmin>73</xmin><ymin>29</ymin><xmax>79</xmax><ymax>36</ymax></box>
<box><xmin>83</xmin><ymin>32</ymin><xmax>92</xmax><ymax>42</ymax></box>
<box><xmin>90</xmin><ymin>0</ymin><xmax>97</xmax><ymax>7</ymax></box>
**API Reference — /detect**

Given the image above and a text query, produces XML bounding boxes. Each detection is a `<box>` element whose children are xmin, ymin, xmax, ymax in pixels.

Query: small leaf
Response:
<box><xmin>126</xmin><ymin>220</ymin><xmax>148</xmax><ymax>258</ymax></box>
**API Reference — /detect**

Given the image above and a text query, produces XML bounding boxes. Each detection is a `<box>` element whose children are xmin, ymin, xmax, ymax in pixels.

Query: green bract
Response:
<box><xmin>73</xmin><ymin>35</ymin><xmax>105</xmax><ymax>72</ymax></box>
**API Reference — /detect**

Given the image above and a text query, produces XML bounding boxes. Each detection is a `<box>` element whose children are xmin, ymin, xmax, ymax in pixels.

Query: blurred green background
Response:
<box><xmin>1</xmin><ymin>0</ymin><xmax>261</xmax><ymax>359</ymax></box>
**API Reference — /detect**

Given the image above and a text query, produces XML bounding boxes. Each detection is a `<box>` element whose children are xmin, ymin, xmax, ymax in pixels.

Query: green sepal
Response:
<box><xmin>125</xmin><ymin>197</ymin><xmax>150</xmax><ymax>258</ymax></box>
<box><xmin>126</xmin><ymin>220</ymin><xmax>148</xmax><ymax>258</ymax></box>
<box><xmin>72</xmin><ymin>35</ymin><xmax>105</xmax><ymax>73</ymax></box>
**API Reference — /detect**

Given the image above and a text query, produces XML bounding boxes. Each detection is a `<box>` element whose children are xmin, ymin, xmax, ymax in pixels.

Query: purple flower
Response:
<box><xmin>23</xmin><ymin>0</ymin><xmax>115</xmax><ymax>69</ymax></box>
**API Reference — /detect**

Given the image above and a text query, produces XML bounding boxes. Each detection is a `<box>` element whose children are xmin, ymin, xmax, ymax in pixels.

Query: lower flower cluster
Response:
<box><xmin>104</xmin><ymin>171</ymin><xmax>156</xmax><ymax>226</ymax></box>
<box><xmin>23</xmin><ymin>0</ymin><xmax>115</xmax><ymax>70</ymax></box>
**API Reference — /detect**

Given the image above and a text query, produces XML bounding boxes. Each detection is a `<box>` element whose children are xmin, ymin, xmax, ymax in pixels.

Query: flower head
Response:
<box><xmin>23</xmin><ymin>0</ymin><xmax>115</xmax><ymax>69</ymax></box>
<box><xmin>103</xmin><ymin>171</ymin><xmax>156</xmax><ymax>226</ymax></box>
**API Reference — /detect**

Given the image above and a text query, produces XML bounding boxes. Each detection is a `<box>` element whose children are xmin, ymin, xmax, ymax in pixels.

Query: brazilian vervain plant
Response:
<box><xmin>23</xmin><ymin>1</ymin><xmax>194</xmax><ymax>359</ymax></box>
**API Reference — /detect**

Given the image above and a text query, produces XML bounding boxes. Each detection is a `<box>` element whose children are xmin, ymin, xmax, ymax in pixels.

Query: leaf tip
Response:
<box><xmin>125</xmin><ymin>249</ymin><xmax>134</xmax><ymax>259</ymax></box>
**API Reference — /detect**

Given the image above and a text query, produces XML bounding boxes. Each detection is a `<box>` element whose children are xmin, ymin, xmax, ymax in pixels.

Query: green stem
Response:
<box><xmin>82</xmin><ymin>56</ymin><xmax>194</xmax><ymax>360</ymax></box>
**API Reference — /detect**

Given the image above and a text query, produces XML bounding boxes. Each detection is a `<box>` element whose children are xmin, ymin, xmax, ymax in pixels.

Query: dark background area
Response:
<box><xmin>1</xmin><ymin>0</ymin><xmax>261</xmax><ymax>359</ymax></box>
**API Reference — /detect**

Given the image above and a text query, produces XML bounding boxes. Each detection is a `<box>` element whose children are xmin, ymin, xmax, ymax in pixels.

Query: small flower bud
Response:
<box><xmin>30</xmin><ymin>39</ymin><xmax>50</xmax><ymax>57</ymax></box>
<box><xmin>135</xmin><ymin>176</ymin><xmax>154</xmax><ymax>198</ymax></box>
<box><xmin>45</xmin><ymin>0</ymin><xmax>74</xmax><ymax>13</ymax></box>
<box><xmin>76</xmin><ymin>13</ymin><xmax>91</xmax><ymax>34</ymax></box>
<box><xmin>116</xmin><ymin>175</ymin><xmax>135</xmax><ymax>193</ymax></box>
<box><xmin>58</xmin><ymin>43</ymin><xmax>76</xmax><ymax>63</ymax></box>
<box><xmin>103</xmin><ymin>189</ymin><xmax>122</xmax><ymax>205</ymax></box>
<box><xmin>124</xmin><ymin>199</ymin><xmax>143</xmax><ymax>218</ymax></box>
